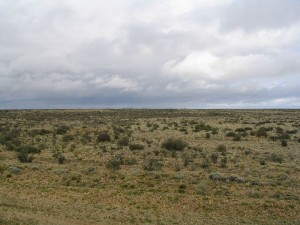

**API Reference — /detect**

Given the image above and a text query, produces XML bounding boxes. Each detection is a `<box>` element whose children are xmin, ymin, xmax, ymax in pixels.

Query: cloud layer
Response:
<box><xmin>0</xmin><ymin>0</ymin><xmax>299</xmax><ymax>108</ymax></box>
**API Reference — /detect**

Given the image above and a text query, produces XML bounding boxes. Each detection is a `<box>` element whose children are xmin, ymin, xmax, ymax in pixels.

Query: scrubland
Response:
<box><xmin>0</xmin><ymin>109</ymin><xmax>299</xmax><ymax>224</ymax></box>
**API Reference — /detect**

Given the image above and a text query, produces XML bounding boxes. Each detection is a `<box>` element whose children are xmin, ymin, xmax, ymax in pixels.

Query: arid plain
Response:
<box><xmin>0</xmin><ymin>109</ymin><xmax>299</xmax><ymax>224</ymax></box>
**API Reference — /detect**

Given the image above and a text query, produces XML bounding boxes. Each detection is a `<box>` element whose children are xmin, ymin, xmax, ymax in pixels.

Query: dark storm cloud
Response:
<box><xmin>0</xmin><ymin>0</ymin><xmax>299</xmax><ymax>109</ymax></box>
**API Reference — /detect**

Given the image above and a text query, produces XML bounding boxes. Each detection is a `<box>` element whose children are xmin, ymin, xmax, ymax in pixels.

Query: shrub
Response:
<box><xmin>256</xmin><ymin>128</ymin><xmax>268</xmax><ymax>138</ymax></box>
<box><xmin>118</xmin><ymin>136</ymin><xmax>129</xmax><ymax>146</ymax></box>
<box><xmin>208</xmin><ymin>172</ymin><xmax>226</xmax><ymax>181</ymax></box>
<box><xmin>220</xmin><ymin>156</ymin><xmax>227</xmax><ymax>168</ymax></box>
<box><xmin>81</xmin><ymin>133</ymin><xmax>91</xmax><ymax>144</ymax></box>
<box><xmin>216</xmin><ymin>144</ymin><xmax>227</xmax><ymax>154</ymax></box>
<box><xmin>123</xmin><ymin>157</ymin><xmax>137</xmax><ymax>165</ymax></box>
<box><xmin>200</xmin><ymin>157</ymin><xmax>211</xmax><ymax>168</ymax></box>
<box><xmin>129</xmin><ymin>143</ymin><xmax>144</xmax><ymax>150</ymax></box>
<box><xmin>281</xmin><ymin>139</ymin><xmax>288</xmax><ymax>147</ymax></box>
<box><xmin>270</xmin><ymin>153</ymin><xmax>284</xmax><ymax>163</ymax></box>
<box><xmin>161</xmin><ymin>138</ymin><xmax>187</xmax><ymax>151</ymax></box>
<box><xmin>16</xmin><ymin>145</ymin><xmax>40</xmax><ymax>154</ymax></box>
<box><xmin>53</xmin><ymin>152</ymin><xmax>66</xmax><ymax>164</ymax></box>
<box><xmin>97</xmin><ymin>133</ymin><xmax>111</xmax><ymax>142</ymax></box>
<box><xmin>56</xmin><ymin>125</ymin><xmax>70</xmax><ymax>135</ymax></box>
<box><xmin>62</xmin><ymin>135</ymin><xmax>74</xmax><ymax>142</ymax></box>
<box><xmin>210</xmin><ymin>152</ymin><xmax>219</xmax><ymax>164</ymax></box>
<box><xmin>196</xmin><ymin>181</ymin><xmax>208</xmax><ymax>195</ymax></box>
<box><xmin>226</xmin><ymin>131</ymin><xmax>236</xmax><ymax>137</ymax></box>
<box><xmin>17</xmin><ymin>151</ymin><xmax>33</xmax><ymax>163</ymax></box>
<box><xmin>178</xmin><ymin>184</ymin><xmax>187</xmax><ymax>193</ymax></box>
<box><xmin>205</xmin><ymin>133</ymin><xmax>211</xmax><ymax>139</ymax></box>
<box><xmin>278</xmin><ymin>133</ymin><xmax>290</xmax><ymax>140</ymax></box>
<box><xmin>182</xmin><ymin>153</ymin><xmax>193</xmax><ymax>167</ymax></box>
<box><xmin>8</xmin><ymin>166</ymin><xmax>22</xmax><ymax>175</ymax></box>
<box><xmin>143</xmin><ymin>156</ymin><xmax>162</xmax><ymax>171</ymax></box>
<box><xmin>233</xmin><ymin>134</ymin><xmax>241</xmax><ymax>141</ymax></box>
<box><xmin>106</xmin><ymin>154</ymin><xmax>124</xmax><ymax>171</ymax></box>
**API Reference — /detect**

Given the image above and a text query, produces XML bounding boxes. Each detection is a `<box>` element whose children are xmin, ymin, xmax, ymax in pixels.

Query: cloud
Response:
<box><xmin>220</xmin><ymin>0</ymin><xmax>300</xmax><ymax>31</ymax></box>
<box><xmin>162</xmin><ymin>51</ymin><xmax>300</xmax><ymax>82</ymax></box>
<box><xmin>0</xmin><ymin>0</ymin><xmax>299</xmax><ymax>108</ymax></box>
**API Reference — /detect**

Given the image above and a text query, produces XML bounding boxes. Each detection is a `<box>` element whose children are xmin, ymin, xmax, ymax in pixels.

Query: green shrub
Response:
<box><xmin>281</xmin><ymin>139</ymin><xmax>288</xmax><ymax>147</ymax></box>
<box><xmin>62</xmin><ymin>135</ymin><xmax>74</xmax><ymax>142</ymax></box>
<box><xmin>226</xmin><ymin>131</ymin><xmax>236</xmax><ymax>137</ymax></box>
<box><xmin>216</xmin><ymin>144</ymin><xmax>227</xmax><ymax>154</ymax></box>
<box><xmin>106</xmin><ymin>154</ymin><xmax>124</xmax><ymax>170</ymax></box>
<box><xmin>129</xmin><ymin>143</ymin><xmax>144</xmax><ymax>150</ymax></box>
<box><xmin>17</xmin><ymin>151</ymin><xmax>33</xmax><ymax>163</ymax></box>
<box><xmin>220</xmin><ymin>156</ymin><xmax>227</xmax><ymax>168</ymax></box>
<box><xmin>8</xmin><ymin>166</ymin><xmax>22</xmax><ymax>174</ymax></box>
<box><xmin>210</xmin><ymin>152</ymin><xmax>219</xmax><ymax>164</ymax></box>
<box><xmin>16</xmin><ymin>145</ymin><xmax>40</xmax><ymax>154</ymax></box>
<box><xmin>233</xmin><ymin>134</ymin><xmax>241</xmax><ymax>141</ymax></box>
<box><xmin>53</xmin><ymin>152</ymin><xmax>66</xmax><ymax>164</ymax></box>
<box><xmin>256</xmin><ymin>127</ymin><xmax>268</xmax><ymax>138</ymax></box>
<box><xmin>143</xmin><ymin>157</ymin><xmax>162</xmax><ymax>171</ymax></box>
<box><xmin>118</xmin><ymin>136</ymin><xmax>129</xmax><ymax>146</ymax></box>
<box><xmin>196</xmin><ymin>181</ymin><xmax>208</xmax><ymax>195</ymax></box>
<box><xmin>205</xmin><ymin>132</ymin><xmax>211</xmax><ymax>139</ymax></box>
<box><xmin>178</xmin><ymin>184</ymin><xmax>187</xmax><ymax>193</ymax></box>
<box><xmin>200</xmin><ymin>157</ymin><xmax>211</xmax><ymax>168</ymax></box>
<box><xmin>97</xmin><ymin>133</ymin><xmax>111</xmax><ymax>142</ymax></box>
<box><xmin>56</xmin><ymin>125</ymin><xmax>70</xmax><ymax>135</ymax></box>
<box><xmin>270</xmin><ymin>153</ymin><xmax>284</xmax><ymax>163</ymax></box>
<box><xmin>208</xmin><ymin>172</ymin><xmax>226</xmax><ymax>181</ymax></box>
<box><xmin>161</xmin><ymin>138</ymin><xmax>187</xmax><ymax>151</ymax></box>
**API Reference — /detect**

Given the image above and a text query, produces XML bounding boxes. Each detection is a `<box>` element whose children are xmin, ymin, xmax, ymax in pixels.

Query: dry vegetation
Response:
<box><xmin>0</xmin><ymin>109</ymin><xmax>299</xmax><ymax>225</ymax></box>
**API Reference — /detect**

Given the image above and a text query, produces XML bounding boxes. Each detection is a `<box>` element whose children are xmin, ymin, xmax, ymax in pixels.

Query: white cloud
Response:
<box><xmin>91</xmin><ymin>75</ymin><xmax>140</xmax><ymax>92</ymax></box>
<box><xmin>162</xmin><ymin>51</ymin><xmax>300</xmax><ymax>82</ymax></box>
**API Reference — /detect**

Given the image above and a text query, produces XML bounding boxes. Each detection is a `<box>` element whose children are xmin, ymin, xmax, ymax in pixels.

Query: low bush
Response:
<box><xmin>209</xmin><ymin>172</ymin><xmax>227</xmax><ymax>181</ymax></box>
<box><xmin>97</xmin><ymin>133</ymin><xmax>111</xmax><ymax>142</ymax></box>
<box><xmin>216</xmin><ymin>144</ymin><xmax>227</xmax><ymax>154</ymax></box>
<box><xmin>56</xmin><ymin>125</ymin><xmax>70</xmax><ymax>135</ymax></box>
<box><xmin>17</xmin><ymin>151</ymin><xmax>33</xmax><ymax>163</ymax></box>
<box><xmin>220</xmin><ymin>156</ymin><xmax>228</xmax><ymax>168</ymax></box>
<box><xmin>129</xmin><ymin>143</ymin><xmax>144</xmax><ymax>150</ymax></box>
<box><xmin>16</xmin><ymin>145</ymin><xmax>40</xmax><ymax>154</ymax></box>
<box><xmin>161</xmin><ymin>138</ymin><xmax>187</xmax><ymax>151</ymax></box>
<box><xmin>269</xmin><ymin>153</ymin><xmax>284</xmax><ymax>163</ymax></box>
<box><xmin>233</xmin><ymin>134</ymin><xmax>241</xmax><ymax>141</ymax></box>
<box><xmin>200</xmin><ymin>157</ymin><xmax>211</xmax><ymax>168</ymax></box>
<box><xmin>210</xmin><ymin>152</ymin><xmax>219</xmax><ymax>164</ymax></box>
<box><xmin>106</xmin><ymin>154</ymin><xmax>124</xmax><ymax>171</ymax></box>
<box><xmin>226</xmin><ymin>131</ymin><xmax>236</xmax><ymax>137</ymax></box>
<box><xmin>281</xmin><ymin>139</ymin><xmax>288</xmax><ymax>147</ymax></box>
<box><xmin>143</xmin><ymin>156</ymin><xmax>162</xmax><ymax>171</ymax></box>
<box><xmin>118</xmin><ymin>136</ymin><xmax>129</xmax><ymax>146</ymax></box>
<box><xmin>178</xmin><ymin>184</ymin><xmax>187</xmax><ymax>193</ymax></box>
<box><xmin>53</xmin><ymin>152</ymin><xmax>66</xmax><ymax>164</ymax></box>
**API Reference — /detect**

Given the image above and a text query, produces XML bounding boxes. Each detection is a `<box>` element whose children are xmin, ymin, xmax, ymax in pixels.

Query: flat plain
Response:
<box><xmin>0</xmin><ymin>109</ymin><xmax>299</xmax><ymax>225</ymax></box>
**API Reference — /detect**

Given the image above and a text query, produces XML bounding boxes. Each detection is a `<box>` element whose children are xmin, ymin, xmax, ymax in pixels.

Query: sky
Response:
<box><xmin>0</xmin><ymin>0</ymin><xmax>300</xmax><ymax>109</ymax></box>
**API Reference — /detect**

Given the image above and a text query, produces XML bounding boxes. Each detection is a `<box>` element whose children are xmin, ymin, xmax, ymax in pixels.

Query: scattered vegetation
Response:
<box><xmin>0</xmin><ymin>109</ymin><xmax>299</xmax><ymax>224</ymax></box>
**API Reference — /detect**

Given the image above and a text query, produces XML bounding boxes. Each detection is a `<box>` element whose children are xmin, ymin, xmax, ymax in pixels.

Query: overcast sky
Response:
<box><xmin>1</xmin><ymin>0</ymin><xmax>300</xmax><ymax>109</ymax></box>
